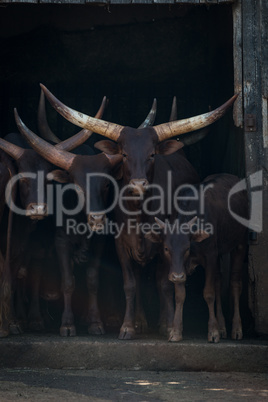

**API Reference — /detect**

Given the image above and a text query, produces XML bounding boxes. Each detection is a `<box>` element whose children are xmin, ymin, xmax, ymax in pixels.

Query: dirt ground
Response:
<box><xmin>0</xmin><ymin>369</ymin><xmax>267</xmax><ymax>401</ymax></box>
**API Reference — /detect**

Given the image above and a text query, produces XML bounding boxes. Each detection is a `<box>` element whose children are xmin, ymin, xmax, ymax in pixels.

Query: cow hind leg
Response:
<box><xmin>204</xmin><ymin>261</ymin><xmax>220</xmax><ymax>343</ymax></box>
<box><xmin>230</xmin><ymin>244</ymin><xmax>246</xmax><ymax>340</ymax></box>
<box><xmin>27</xmin><ymin>261</ymin><xmax>45</xmax><ymax>332</ymax></box>
<box><xmin>215</xmin><ymin>267</ymin><xmax>227</xmax><ymax>339</ymax></box>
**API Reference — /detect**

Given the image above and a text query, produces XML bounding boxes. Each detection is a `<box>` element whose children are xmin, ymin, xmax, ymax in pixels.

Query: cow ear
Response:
<box><xmin>191</xmin><ymin>230</ymin><xmax>210</xmax><ymax>243</ymax></box>
<box><xmin>144</xmin><ymin>231</ymin><xmax>162</xmax><ymax>243</ymax></box>
<box><xmin>157</xmin><ymin>140</ymin><xmax>184</xmax><ymax>155</ymax></box>
<box><xmin>95</xmin><ymin>140</ymin><xmax>119</xmax><ymax>155</ymax></box>
<box><xmin>47</xmin><ymin>169</ymin><xmax>70</xmax><ymax>183</ymax></box>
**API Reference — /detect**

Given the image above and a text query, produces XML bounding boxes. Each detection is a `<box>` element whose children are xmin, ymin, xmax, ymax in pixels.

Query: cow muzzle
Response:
<box><xmin>88</xmin><ymin>213</ymin><xmax>106</xmax><ymax>231</ymax></box>
<box><xmin>168</xmin><ymin>272</ymin><xmax>186</xmax><ymax>284</ymax></box>
<box><xmin>41</xmin><ymin>289</ymin><xmax>61</xmax><ymax>301</ymax></box>
<box><xmin>128</xmin><ymin>179</ymin><xmax>149</xmax><ymax>195</ymax></box>
<box><xmin>26</xmin><ymin>203</ymin><xmax>48</xmax><ymax>220</ymax></box>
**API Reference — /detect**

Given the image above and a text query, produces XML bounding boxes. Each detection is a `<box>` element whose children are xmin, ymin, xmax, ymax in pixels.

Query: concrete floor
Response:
<box><xmin>0</xmin><ymin>333</ymin><xmax>267</xmax><ymax>372</ymax></box>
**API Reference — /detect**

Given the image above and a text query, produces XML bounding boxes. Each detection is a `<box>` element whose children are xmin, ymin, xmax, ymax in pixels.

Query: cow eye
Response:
<box><xmin>122</xmin><ymin>153</ymin><xmax>127</xmax><ymax>158</ymax></box>
<box><xmin>164</xmin><ymin>246</ymin><xmax>169</xmax><ymax>253</ymax></box>
<box><xmin>151</xmin><ymin>153</ymin><xmax>155</xmax><ymax>158</ymax></box>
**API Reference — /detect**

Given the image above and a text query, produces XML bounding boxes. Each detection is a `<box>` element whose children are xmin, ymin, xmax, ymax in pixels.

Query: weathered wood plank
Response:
<box><xmin>0</xmin><ymin>0</ymin><xmax>38</xmax><ymax>3</ymax></box>
<box><xmin>39</xmin><ymin>0</ymin><xmax>84</xmax><ymax>3</ymax></box>
<box><xmin>261</xmin><ymin>0</ymin><xmax>268</xmax><ymax>98</ymax></box>
<box><xmin>262</xmin><ymin>96</ymin><xmax>268</xmax><ymax>148</ymax></box>
<box><xmin>232</xmin><ymin>0</ymin><xmax>243</xmax><ymax>128</ymax></box>
<box><xmin>243</xmin><ymin>0</ymin><xmax>268</xmax><ymax>335</ymax></box>
<box><xmin>199</xmin><ymin>1</ymin><xmax>218</xmax><ymax>4</ymax></box>
<box><xmin>0</xmin><ymin>0</ymin><xmax>235</xmax><ymax>3</ymax></box>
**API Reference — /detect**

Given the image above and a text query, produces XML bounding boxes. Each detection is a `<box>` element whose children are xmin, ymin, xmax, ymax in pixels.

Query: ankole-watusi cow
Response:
<box><xmin>146</xmin><ymin>174</ymin><xmax>248</xmax><ymax>343</ymax></box>
<box><xmin>41</xmin><ymin>84</ymin><xmax>238</xmax><ymax>339</ymax></box>
<box><xmin>12</xmin><ymin>100</ymin><xmax>158</xmax><ymax>337</ymax></box>
<box><xmin>0</xmin><ymin>97</ymin><xmax>108</xmax><ymax>337</ymax></box>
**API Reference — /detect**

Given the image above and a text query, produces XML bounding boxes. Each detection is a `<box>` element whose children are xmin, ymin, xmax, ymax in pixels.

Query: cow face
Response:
<box><xmin>0</xmin><ymin>137</ymin><xmax>53</xmax><ymax>220</ymax></box>
<box><xmin>95</xmin><ymin>127</ymin><xmax>183</xmax><ymax>195</ymax></box>
<box><xmin>16</xmin><ymin>149</ymin><xmax>52</xmax><ymax>220</ymax></box>
<box><xmin>145</xmin><ymin>217</ymin><xmax>210</xmax><ymax>284</ymax></box>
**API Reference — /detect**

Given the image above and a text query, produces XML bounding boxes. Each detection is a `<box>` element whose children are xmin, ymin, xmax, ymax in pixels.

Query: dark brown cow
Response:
<box><xmin>146</xmin><ymin>174</ymin><xmax>248</xmax><ymax>343</ymax></box>
<box><xmin>40</xmin><ymin>85</ymin><xmax>237</xmax><ymax>339</ymax></box>
<box><xmin>0</xmin><ymin>98</ymin><xmax>107</xmax><ymax>336</ymax></box>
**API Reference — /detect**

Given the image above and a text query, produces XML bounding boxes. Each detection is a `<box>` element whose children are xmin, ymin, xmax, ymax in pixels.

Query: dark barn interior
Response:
<box><xmin>0</xmin><ymin>3</ymin><xmax>252</xmax><ymax>338</ymax></box>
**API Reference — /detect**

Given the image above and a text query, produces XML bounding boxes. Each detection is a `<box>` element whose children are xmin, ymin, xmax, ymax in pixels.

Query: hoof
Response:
<box><xmin>168</xmin><ymin>330</ymin><xmax>183</xmax><ymax>342</ymax></box>
<box><xmin>88</xmin><ymin>323</ymin><xmax>105</xmax><ymax>335</ymax></box>
<box><xmin>9</xmin><ymin>322</ymin><xmax>23</xmax><ymax>335</ymax></box>
<box><xmin>60</xmin><ymin>325</ymin><xmax>76</xmax><ymax>337</ymax></box>
<box><xmin>28</xmin><ymin>319</ymin><xmax>45</xmax><ymax>332</ymax></box>
<box><xmin>232</xmin><ymin>329</ymin><xmax>243</xmax><ymax>340</ymax></box>
<box><xmin>118</xmin><ymin>326</ymin><xmax>135</xmax><ymax>340</ymax></box>
<box><xmin>208</xmin><ymin>329</ymin><xmax>220</xmax><ymax>343</ymax></box>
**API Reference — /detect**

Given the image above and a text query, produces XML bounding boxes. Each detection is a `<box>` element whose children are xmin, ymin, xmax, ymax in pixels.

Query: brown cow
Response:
<box><xmin>146</xmin><ymin>174</ymin><xmax>248</xmax><ymax>343</ymax></box>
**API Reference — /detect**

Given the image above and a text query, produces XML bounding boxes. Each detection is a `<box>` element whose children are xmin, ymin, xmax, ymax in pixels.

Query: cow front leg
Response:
<box><xmin>116</xmin><ymin>242</ymin><xmax>136</xmax><ymax>340</ymax></box>
<box><xmin>204</xmin><ymin>261</ymin><xmax>219</xmax><ymax>343</ymax></box>
<box><xmin>169</xmin><ymin>283</ymin><xmax>185</xmax><ymax>342</ymax></box>
<box><xmin>156</xmin><ymin>261</ymin><xmax>174</xmax><ymax>337</ymax></box>
<box><xmin>86</xmin><ymin>237</ymin><xmax>105</xmax><ymax>335</ymax></box>
<box><xmin>230</xmin><ymin>244</ymin><xmax>246</xmax><ymax>340</ymax></box>
<box><xmin>133</xmin><ymin>265</ymin><xmax>148</xmax><ymax>334</ymax></box>
<box><xmin>56</xmin><ymin>235</ymin><xmax>76</xmax><ymax>337</ymax></box>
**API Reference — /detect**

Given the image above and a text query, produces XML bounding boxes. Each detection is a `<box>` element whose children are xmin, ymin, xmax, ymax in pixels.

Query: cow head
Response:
<box><xmin>0</xmin><ymin>138</ymin><xmax>51</xmax><ymax>219</ymax></box>
<box><xmin>14</xmin><ymin>110</ymin><xmax>122</xmax><ymax>230</ymax></box>
<box><xmin>145</xmin><ymin>216</ymin><xmax>210</xmax><ymax>284</ymax></box>
<box><xmin>40</xmin><ymin>84</ymin><xmax>237</xmax><ymax>196</ymax></box>
<box><xmin>0</xmin><ymin>95</ymin><xmax>107</xmax><ymax>221</ymax></box>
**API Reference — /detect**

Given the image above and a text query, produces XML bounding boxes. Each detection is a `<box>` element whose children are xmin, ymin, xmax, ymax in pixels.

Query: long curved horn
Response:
<box><xmin>138</xmin><ymin>99</ymin><xmax>157</xmax><ymax>128</ymax></box>
<box><xmin>14</xmin><ymin>109</ymin><xmax>75</xmax><ymax>171</ymax></box>
<box><xmin>153</xmin><ymin>94</ymin><xmax>238</xmax><ymax>142</ymax></box>
<box><xmin>39</xmin><ymin>89</ymin><xmax>108</xmax><ymax>151</ymax></box>
<box><xmin>40</xmin><ymin>84</ymin><xmax>123</xmax><ymax>141</ymax></box>
<box><xmin>38</xmin><ymin>89</ymin><xmax>61</xmax><ymax>143</ymax></box>
<box><xmin>169</xmin><ymin>96</ymin><xmax>177</xmax><ymax>122</ymax></box>
<box><xmin>0</xmin><ymin>138</ymin><xmax>25</xmax><ymax>161</ymax></box>
<box><xmin>56</xmin><ymin>96</ymin><xmax>107</xmax><ymax>151</ymax></box>
<box><xmin>179</xmin><ymin>127</ymin><xmax>210</xmax><ymax>147</ymax></box>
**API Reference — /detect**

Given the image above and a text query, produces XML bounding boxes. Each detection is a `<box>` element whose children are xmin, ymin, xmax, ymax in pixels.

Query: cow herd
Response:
<box><xmin>0</xmin><ymin>85</ymin><xmax>248</xmax><ymax>344</ymax></box>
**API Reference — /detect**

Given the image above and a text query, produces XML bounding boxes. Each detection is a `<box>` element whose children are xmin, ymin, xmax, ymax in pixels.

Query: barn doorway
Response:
<box><xmin>0</xmin><ymin>3</ymin><xmax>251</xmax><ymax>339</ymax></box>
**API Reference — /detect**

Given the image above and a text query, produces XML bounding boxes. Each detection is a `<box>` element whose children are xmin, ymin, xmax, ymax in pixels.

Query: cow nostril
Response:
<box><xmin>88</xmin><ymin>214</ymin><xmax>106</xmax><ymax>226</ymax></box>
<box><xmin>169</xmin><ymin>272</ymin><xmax>186</xmax><ymax>283</ymax></box>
